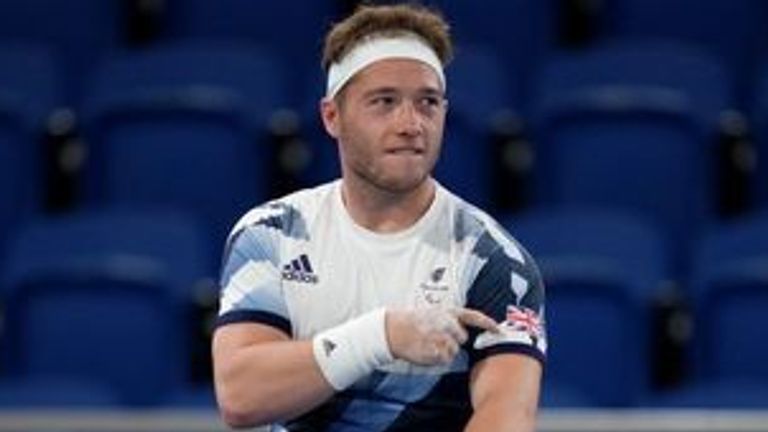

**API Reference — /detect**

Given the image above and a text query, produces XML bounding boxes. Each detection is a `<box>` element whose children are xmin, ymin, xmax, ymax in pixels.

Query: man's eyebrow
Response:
<box><xmin>361</xmin><ymin>86</ymin><xmax>445</xmax><ymax>98</ymax></box>
<box><xmin>362</xmin><ymin>87</ymin><xmax>398</xmax><ymax>98</ymax></box>
<box><xmin>419</xmin><ymin>87</ymin><xmax>445</xmax><ymax>97</ymax></box>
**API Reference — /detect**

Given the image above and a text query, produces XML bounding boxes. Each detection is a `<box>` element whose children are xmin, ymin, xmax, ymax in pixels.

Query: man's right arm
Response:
<box><xmin>214</xmin><ymin>212</ymin><xmax>335</xmax><ymax>428</ymax></box>
<box><xmin>213</xmin><ymin>307</ymin><xmax>499</xmax><ymax>429</ymax></box>
<box><xmin>213</xmin><ymin>323</ymin><xmax>334</xmax><ymax>428</ymax></box>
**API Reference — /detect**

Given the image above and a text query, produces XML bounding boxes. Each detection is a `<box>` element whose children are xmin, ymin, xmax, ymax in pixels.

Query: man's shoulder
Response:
<box><xmin>228</xmin><ymin>181</ymin><xmax>339</xmax><ymax>242</ymax></box>
<box><xmin>442</xmin><ymin>187</ymin><xmax>527</xmax><ymax>266</ymax></box>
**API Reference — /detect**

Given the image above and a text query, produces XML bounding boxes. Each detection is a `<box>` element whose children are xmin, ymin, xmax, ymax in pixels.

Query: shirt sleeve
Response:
<box><xmin>216</xmin><ymin>219</ymin><xmax>292</xmax><ymax>336</ymax></box>
<box><xmin>464</xmin><ymin>239</ymin><xmax>547</xmax><ymax>367</ymax></box>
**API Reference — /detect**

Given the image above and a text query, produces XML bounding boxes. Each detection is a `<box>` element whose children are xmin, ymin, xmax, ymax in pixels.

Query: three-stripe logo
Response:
<box><xmin>281</xmin><ymin>254</ymin><xmax>319</xmax><ymax>284</ymax></box>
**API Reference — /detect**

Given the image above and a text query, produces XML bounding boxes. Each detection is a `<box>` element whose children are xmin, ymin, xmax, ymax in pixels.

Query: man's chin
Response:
<box><xmin>375</xmin><ymin>174</ymin><xmax>432</xmax><ymax>194</ymax></box>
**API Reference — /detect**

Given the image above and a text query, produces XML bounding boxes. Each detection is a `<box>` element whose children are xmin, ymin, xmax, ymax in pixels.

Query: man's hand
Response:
<box><xmin>385</xmin><ymin>307</ymin><xmax>499</xmax><ymax>365</ymax></box>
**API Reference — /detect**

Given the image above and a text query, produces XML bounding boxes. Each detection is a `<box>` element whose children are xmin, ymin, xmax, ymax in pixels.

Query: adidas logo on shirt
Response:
<box><xmin>282</xmin><ymin>254</ymin><xmax>319</xmax><ymax>284</ymax></box>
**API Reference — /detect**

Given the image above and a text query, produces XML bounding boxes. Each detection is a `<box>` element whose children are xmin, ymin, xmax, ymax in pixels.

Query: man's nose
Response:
<box><xmin>394</xmin><ymin>101</ymin><xmax>422</xmax><ymax>136</ymax></box>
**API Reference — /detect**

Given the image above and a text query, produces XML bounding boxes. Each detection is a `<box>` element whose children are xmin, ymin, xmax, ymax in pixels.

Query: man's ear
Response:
<box><xmin>320</xmin><ymin>98</ymin><xmax>340</xmax><ymax>139</ymax></box>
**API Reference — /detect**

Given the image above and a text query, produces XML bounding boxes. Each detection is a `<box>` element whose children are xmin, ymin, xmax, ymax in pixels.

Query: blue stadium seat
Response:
<box><xmin>506</xmin><ymin>207</ymin><xmax>670</xmax><ymax>406</ymax></box>
<box><xmin>0</xmin><ymin>378</ymin><xmax>119</xmax><ymax>409</ymax></box>
<box><xmin>539</xmin><ymin>380</ymin><xmax>596</xmax><ymax>408</ymax></box>
<box><xmin>161</xmin><ymin>0</ymin><xmax>340</xmax><ymax>104</ymax></box>
<box><xmin>0</xmin><ymin>209</ymin><xmax>212</xmax><ymax>406</ymax></box>
<box><xmin>752</xmin><ymin>62</ymin><xmax>768</xmax><ymax>207</ymax></box>
<box><xmin>294</xmin><ymin>105</ymin><xmax>340</xmax><ymax>188</ymax></box>
<box><xmin>435</xmin><ymin>0</ymin><xmax>556</xmax><ymax>107</ymax></box>
<box><xmin>0</xmin><ymin>0</ymin><xmax>123</xmax><ymax>103</ymax></box>
<box><xmin>647</xmin><ymin>379</ymin><xmax>768</xmax><ymax>409</ymax></box>
<box><xmin>689</xmin><ymin>212</ymin><xmax>768</xmax><ymax>384</ymax></box>
<box><xmin>81</xmin><ymin>41</ymin><xmax>288</xmax><ymax>249</ymax></box>
<box><xmin>0</xmin><ymin>43</ymin><xmax>60</xmax><ymax>262</ymax></box>
<box><xmin>163</xmin><ymin>384</ymin><xmax>217</xmax><ymax>408</ymax></box>
<box><xmin>436</xmin><ymin>46</ymin><xmax>515</xmax><ymax>209</ymax></box>
<box><xmin>531</xmin><ymin>41</ymin><xmax>730</xmax><ymax>270</ymax></box>
<box><xmin>600</xmin><ymin>0</ymin><xmax>768</xmax><ymax>106</ymax></box>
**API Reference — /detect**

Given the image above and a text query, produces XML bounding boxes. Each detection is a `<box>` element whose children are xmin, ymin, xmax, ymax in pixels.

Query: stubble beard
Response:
<box><xmin>338</xmin><ymin>125</ymin><xmax>440</xmax><ymax>196</ymax></box>
<box><xmin>350</xmin><ymin>160</ymin><xmax>428</xmax><ymax>195</ymax></box>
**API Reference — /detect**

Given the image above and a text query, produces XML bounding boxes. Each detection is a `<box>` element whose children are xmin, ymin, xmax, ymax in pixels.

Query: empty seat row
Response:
<box><xmin>2</xmin><ymin>0</ymin><xmax>768</xmax><ymax>104</ymax></box>
<box><xmin>2</xmin><ymin>206</ymin><xmax>768</xmax><ymax>408</ymax></box>
<box><xmin>0</xmin><ymin>209</ymin><xmax>216</xmax><ymax>406</ymax></box>
<box><xmin>531</xmin><ymin>41</ymin><xmax>730</xmax><ymax>271</ymax></box>
<box><xmin>507</xmin><ymin>208</ymin><xmax>768</xmax><ymax>407</ymax></box>
<box><xmin>597</xmin><ymin>0</ymin><xmax>768</xmax><ymax>106</ymax></box>
<box><xmin>0</xmin><ymin>0</ymin><xmax>555</xmax><ymax>106</ymax></box>
<box><xmin>0</xmin><ymin>43</ymin><xmax>57</xmax><ymax>259</ymax></box>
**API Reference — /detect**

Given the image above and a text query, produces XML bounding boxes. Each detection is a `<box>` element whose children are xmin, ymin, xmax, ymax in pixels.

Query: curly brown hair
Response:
<box><xmin>322</xmin><ymin>3</ymin><xmax>453</xmax><ymax>71</ymax></box>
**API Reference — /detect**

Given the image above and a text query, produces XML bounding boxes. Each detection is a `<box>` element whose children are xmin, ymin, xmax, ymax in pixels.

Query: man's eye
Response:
<box><xmin>421</xmin><ymin>96</ymin><xmax>441</xmax><ymax>107</ymax></box>
<box><xmin>371</xmin><ymin>96</ymin><xmax>395</xmax><ymax>106</ymax></box>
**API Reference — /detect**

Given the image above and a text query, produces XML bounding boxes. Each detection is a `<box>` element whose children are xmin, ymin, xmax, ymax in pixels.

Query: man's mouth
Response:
<box><xmin>386</xmin><ymin>147</ymin><xmax>425</xmax><ymax>155</ymax></box>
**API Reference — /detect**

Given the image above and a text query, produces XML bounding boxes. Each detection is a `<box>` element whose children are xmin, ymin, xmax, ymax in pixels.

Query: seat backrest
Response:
<box><xmin>436</xmin><ymin>0</ymin><xmax>556</xmax><ymax>107</ymax></box>
<box><xmin>531</xmin><ymin>41</ymin><xmax>730</xmax><ymax>269</ymax></box>
<box><xmin>540</xmin><ymin>380</ymin><xmax>597</xmax><ymax>408</ymax></box>
<box><xmin>0</xmin><ymin>378</ymin><xmax>120</xmax><ymax>408</ymax></box>
<box><xmin>161</xmin><ymin>0</ymin><xmax>340</xmax><ymax>104</ymax></box>
<box><xmin>601</xmin><ymin>0</ymin><xmax>768</xmax><ymax>105</ymax></box>
<box><xmin>0</xmin><ymin>0</ymin><xmax>123</xmax><ymax>103</ymax></box>
<box><xmin>751</xmin><ymin>61</ymin><xmax>768</xmax><ymax>207</ymax></box>
<box><xmin>647</xmin><ymin>379</ymin><xmax>768</xmax><ymax>409</ymax></box>
<box><xmin>161</xmin><ymin>384</ymin><xmax>217</xmax><ymax>408</ymax></box>
<box><xmin>81</xmin><ymin>42</ymin><xmax>289</xmax><ymax>248</ymax></box>
<box><xmin>436</xmin><ymin>46</ymin><xmax>516</xmax><ymax>210</ymax></box>
<box><xmin>1</xmin><ymin>209</ymin><xmax>211</xmax><ymax>406</ymax></box>
<box><xmin>0</xmin><ymin>43</ymin><xmax>60</xmax><ymax>261</ymax></box>
<box><xmin>507</xmin><ymin>207</ymin><xmax>669</xmax><ymax>406</ymax></box>
<box><xmin>689</xmin><ymin>212</ymin><xmax>768</xmax><ymax>382</ymax></box>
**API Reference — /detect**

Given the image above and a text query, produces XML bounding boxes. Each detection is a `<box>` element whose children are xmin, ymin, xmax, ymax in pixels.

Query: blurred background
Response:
<box><xmin>2</xmin><ymin>0</ymin><xmax>768</xmax><ymax>430</ymax></box>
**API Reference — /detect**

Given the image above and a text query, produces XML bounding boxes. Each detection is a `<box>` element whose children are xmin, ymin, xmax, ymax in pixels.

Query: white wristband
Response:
<box><xmin>311</xmin><ymin>307</ymin><xmax>394</xmax><ymax>391</ymax></box>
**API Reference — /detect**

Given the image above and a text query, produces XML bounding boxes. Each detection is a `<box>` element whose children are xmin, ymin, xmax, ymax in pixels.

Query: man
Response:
<box><xmin>213</xmin><ymin>4</ymin><xmax>546</xmax><ymax>431</ymax></box>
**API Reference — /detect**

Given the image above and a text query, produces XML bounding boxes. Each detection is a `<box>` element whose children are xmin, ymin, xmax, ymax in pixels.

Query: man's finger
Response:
<box><xmin>440</xmin><ymin>315</ymin><xmax>468</xmax><ymax>344</ymax></box>
<box><xmin>453</xmin><ymin>308</ymin><xmax>499</xmax><ymax>333</ymax></box>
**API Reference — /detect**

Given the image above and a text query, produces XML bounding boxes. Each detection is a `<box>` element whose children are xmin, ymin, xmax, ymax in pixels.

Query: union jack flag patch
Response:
<box><xmin>505</xmin><ymin>305</ymin><xmax>543</xmax><ymax>338</ymax></box>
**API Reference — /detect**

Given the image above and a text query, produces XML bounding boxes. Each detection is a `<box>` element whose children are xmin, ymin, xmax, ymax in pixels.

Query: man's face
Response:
<box><xmin>322</xmin><ymin>58</ymin><xmax>447</xmax><ymax>194</ymax></box>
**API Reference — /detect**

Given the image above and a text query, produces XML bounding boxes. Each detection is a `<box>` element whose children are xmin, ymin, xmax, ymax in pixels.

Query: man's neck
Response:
<box><xmin>341</xmin><ymin>177</ymin><xmax>436</xmax><ymax>234</ymax></box>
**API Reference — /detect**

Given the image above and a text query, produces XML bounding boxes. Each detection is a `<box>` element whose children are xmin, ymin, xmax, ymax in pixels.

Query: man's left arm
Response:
<box><xmin>460</xmin><ymin>228</ymin><xmax>547</xmax><ymax>432</ymax></box>
<box><xmin>465</xmin><ymin>353</ymin><xmax>542</xmax><ymax>432</ymax></box>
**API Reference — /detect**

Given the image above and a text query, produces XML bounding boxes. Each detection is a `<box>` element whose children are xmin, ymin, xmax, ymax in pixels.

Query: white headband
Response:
<box><xmin>326</xmin><ymin>33</ymin><xmax>445</xmax><ymax>99</ymax></box>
